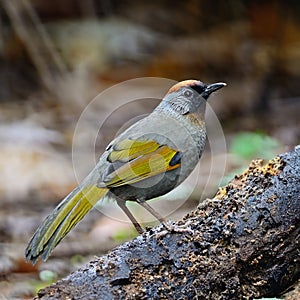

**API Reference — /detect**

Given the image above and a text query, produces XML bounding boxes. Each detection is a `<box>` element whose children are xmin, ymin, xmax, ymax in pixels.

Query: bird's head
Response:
<box><xmin>159</xmin><ymin>79</ymin><xmax>226</xmax><ymax>116</ymax></box>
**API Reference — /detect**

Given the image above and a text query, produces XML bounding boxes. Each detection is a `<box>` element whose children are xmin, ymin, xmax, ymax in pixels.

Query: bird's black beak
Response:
<box><xmin>202</xmin><ymin>82</ymin><xmax>226</xmax><ymax>99</ymax></box>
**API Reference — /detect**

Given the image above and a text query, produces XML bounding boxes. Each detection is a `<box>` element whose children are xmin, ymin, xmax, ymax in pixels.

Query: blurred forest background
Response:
<box><xmin>0</xmin><ymin>0</ymin><xmax>299</xmax><ymax>298</ymax></box>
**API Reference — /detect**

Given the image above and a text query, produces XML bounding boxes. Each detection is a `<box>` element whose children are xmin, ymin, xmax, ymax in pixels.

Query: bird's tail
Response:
<box><xmin>25</xmin><ymin>175</ymin><xmax>108</xmax><ymax>264</ymax></box>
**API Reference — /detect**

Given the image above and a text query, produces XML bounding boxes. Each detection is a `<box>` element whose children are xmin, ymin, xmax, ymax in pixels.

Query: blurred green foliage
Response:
<box><xmin>39</xmin><ymin>269</ymin><xmax>57</xmax><ymax>282</ymax></box>
<box><xmin>230</xmin><ymin>132</ymin><xmax>280</xmax><ymax>160</ymax></box>
<box><xmin>112</xmin><ymin>228</ymin><xmax>138</xmax><ymax>242</ymax></box>
<box><xmin>221</xmin><ymin>131</ymin><xmax>281</xmax><ymax>185</ymax></box>
<box><xmin>71</xmin><ymin>254</ymin><xmax>85</xmax><ymax>265</ymax></box>
<box><xmin>30</xmin><ymin>269</ymin><xmax>58</xmax><ymax>295</ymax></box>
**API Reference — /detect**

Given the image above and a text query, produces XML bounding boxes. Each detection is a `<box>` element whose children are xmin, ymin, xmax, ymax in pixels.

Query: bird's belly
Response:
<box><xmin>109</xmin><ymin>168</ymin><xmax>180</xmax><ymax>201</ymax></box>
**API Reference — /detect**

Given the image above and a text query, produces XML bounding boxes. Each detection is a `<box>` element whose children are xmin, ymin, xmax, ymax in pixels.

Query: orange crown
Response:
<box><xmin>167</xmin><ymin>80</ymin><xmax>203</xmax><ymax>94</ymax></box>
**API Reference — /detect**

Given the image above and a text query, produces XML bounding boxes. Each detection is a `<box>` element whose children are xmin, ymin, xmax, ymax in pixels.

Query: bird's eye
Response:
<box><xmin>183</xmin><ymin>90</ymin><xmax>192</xmax><ymax>97</ymax></box>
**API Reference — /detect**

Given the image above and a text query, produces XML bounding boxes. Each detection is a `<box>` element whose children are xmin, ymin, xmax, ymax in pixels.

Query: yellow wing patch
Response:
<box><xmin>101</xmin><ymin>142</ymin><xmax>181</xmax><ymax>188</ymax></box>
<box><xmin>108</xmin><ymin>139</ymin><xmax>161</xmax><ymax>163</ymax></box>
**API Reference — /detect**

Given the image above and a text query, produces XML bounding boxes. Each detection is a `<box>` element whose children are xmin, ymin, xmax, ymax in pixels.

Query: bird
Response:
<box><xmin>25</xmin><ymin>79</ymin><xmax>226</xmax><ymax>264</ymax></box>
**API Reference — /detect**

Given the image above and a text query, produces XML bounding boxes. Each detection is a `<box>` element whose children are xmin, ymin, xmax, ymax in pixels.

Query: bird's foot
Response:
<box><xmin>155</xmin><ymin>220</ymin><xmax>194</xmax><ymax>238</ymax></box>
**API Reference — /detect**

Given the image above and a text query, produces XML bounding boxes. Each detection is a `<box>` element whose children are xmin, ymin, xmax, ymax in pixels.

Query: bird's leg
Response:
<box><xmin>116</xmin><ymin>200</ymin><xmax>144</xmax><ymax>234</ymax></box>
<box><xmin>136</xmin><ymin>199</ymin><xmax>173</xmax><ymax>231</ymax></box>
<box><xmin>136</xmin><ymin>199</ymin><xmax>194</xmax><ymax>236</ymax></box>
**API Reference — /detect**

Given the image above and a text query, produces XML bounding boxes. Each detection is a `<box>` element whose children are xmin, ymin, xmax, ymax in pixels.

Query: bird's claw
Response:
<box><xmin>154</xmin><ymin>221</ymin><xmax>194</xmax><ymax>238</ymax></box>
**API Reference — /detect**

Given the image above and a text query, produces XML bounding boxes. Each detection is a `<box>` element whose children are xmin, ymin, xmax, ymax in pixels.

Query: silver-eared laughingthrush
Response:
<box><xmin>25</xmin><ymin>79</ymin><xmax>226</xmax><ymax>263</ymax></box>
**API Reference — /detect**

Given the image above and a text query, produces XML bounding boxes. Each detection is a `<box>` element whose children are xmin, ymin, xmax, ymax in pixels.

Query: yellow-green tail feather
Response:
<box><xmin>25</xmin><ymin>184</ymin><xmax>108</xmax><ymax>264</ymax></box>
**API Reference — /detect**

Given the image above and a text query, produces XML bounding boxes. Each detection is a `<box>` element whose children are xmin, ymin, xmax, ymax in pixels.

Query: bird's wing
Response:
<box><xmin>99</xmin><ymin>138</ymin><xmax>182</xmax><ymax>188</ymax></box>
